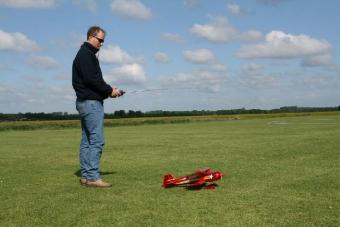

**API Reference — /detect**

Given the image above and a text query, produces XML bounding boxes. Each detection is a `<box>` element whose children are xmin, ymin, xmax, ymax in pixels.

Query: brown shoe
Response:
<box><xmin>85</xmin><ymin>179</ymin><xmax>112</xmax><ymax>188</ymax></box>
<box><xmin>80</xmin><ymin>178</ymin><xmax>87</xmax><ymax>186</ymax></box>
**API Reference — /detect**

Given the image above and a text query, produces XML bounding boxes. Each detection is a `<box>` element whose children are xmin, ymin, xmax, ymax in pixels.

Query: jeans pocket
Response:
<box><xmin>76</xmin><ymin>101</ymin><xmax>86</xmax><ymax>116</ymax></box>
<box><xmin>89</xmin><ymin>100</ymin><xmax>103</xmax><ymax>114</ymax></box>
<box><xmin>77</xmin><ymin>100</ymin><xmax>103</xmax><ymax>117</ymax></box>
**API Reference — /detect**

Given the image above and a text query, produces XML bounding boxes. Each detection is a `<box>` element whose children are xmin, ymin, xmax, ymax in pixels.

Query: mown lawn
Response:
<box><xmin>0</xmin><ymin>115</ymin><xmax>339</xmax><ymax>226</ymax></box>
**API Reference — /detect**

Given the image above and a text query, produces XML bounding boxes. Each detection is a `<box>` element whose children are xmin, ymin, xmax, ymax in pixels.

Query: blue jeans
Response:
<box><xmin>76</xmin><ymin>99</ymin><xmax>105</xmax><ymax>181</ymax></box>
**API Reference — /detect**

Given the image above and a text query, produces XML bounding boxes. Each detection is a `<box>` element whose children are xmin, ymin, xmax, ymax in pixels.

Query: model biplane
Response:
<box><xmin>162</xmin><ymin>167</ymin><xmax>224</xmax><ymax>190</ymax></box>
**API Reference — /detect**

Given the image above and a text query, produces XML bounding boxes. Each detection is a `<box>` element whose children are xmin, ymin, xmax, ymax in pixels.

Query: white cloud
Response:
<box><xmin>210</xmin><ymin>63</ymin><xmax>227</xmax><ymax>72</ymax></box>
<box><xmin>72</xmin><ymin>0</ymin><xmax>97</xmax><ymax>12</ymax></box>
<box><xmin>292</xmin><ymin>73</ymin><xmax>339</xmax><ymax>90</ymax></box>
<box><xmin>227</xmin><ymin>3</ymin><xmax>249</xmax><ymax>16</ymax></box>
<box><xmin>242</xmin><ymin>63</ymin><xmax>263</xmax><ymax>72</ymax></box>
<box><xmin>110</xmin><ymin>0</ymin><xmax>152</xmax><ymax>20</ymax></box>
<box><xmin>184</xmin><ymin>0</ymin><xmax>199</xmax><ymax>8</ymax></box>
<box><xmin>301</xmin><ymin>54</ymin><xmax>333</xmax><ymax>67</ymax></box>
<box><xmin>239</xmin><ymin>63</ymin><xmax>277</xmax><ymax>88</ymax></box>
<box><xmin>236</xmin><ymin>31</ymin><xmax>331</xmax><ymax>59</ymax></box>
<box><xmin>0</xmin><ymin>0</ymin><xmax>56</xmax><ymax>8</ymax></box>
<box><xmin>100</xmin><ymin>45</ymin><xmax>145</xmax><ymax>65</ymax></box>
<box><xmin>183</xmin><ymin>49</ymin><xmax>215</xmax><ymax>64</ymax></box>
<box><xmin>100</xmin><ymin>45</ymin><xmax>140</xmax><ymax>65</ymax></box>
<box><xmin>257</xmin><ymin>0</ymin><xmax>288</xmax><ymax>6</ymax></box>
<box><xmin>26</xmin><ymin>55</ymin><xmax>59</xmax><ymax>69</ymax></box>
<box><xmin>0</xmin><ymin>30</ymin><xmax>40</xmax><ymax>52</ymax></box>
<box><xmin>190</xmin><ymin>16</ymin><xmax>262</xmax><ymax>43</ymax></box>
<box><xmin>0</xmin><ymin>83</ymin><xmax>75</xmax><ymax>113</ymax></box>
<box><xmin>154</xmin><ymin>52</ymin><xmax>170</xmax><ymax>64</ymax></box>
<box><xmin>164</xmin><ymin>69</ymin><xmax>228</xmax><ymax>92</ymax></box>
<box><xmin>227</xmin><ymin>4</ymin><xmax>241</xmax><ymax>15</ymax></box>
<box><xmin>105</xmin><ymin>63</ymin><xmax>146</xmax><ymax>85</ymax></box>
<box><xmin>161</xmin><ymin>33</ymin><xmax>185</xmax><ymax>43</ymax></box>
<box><xmin>242</xmin><ymin>30</ymin><xmax>263</xmax><ymax>42</ymax></box>
<box><xmin>190</xmin><ymin>16</ymin><xmax>238</xmax><ymax>43</ymax></box>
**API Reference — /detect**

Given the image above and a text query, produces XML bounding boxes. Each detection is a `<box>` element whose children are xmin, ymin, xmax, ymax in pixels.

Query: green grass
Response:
<box><xmin>0</xmin><ymin>115</ymin><xmax>339</xmax><ymax>226</ymax></box>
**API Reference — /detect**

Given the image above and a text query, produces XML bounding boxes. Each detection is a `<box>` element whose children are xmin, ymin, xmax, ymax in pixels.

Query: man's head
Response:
<box><xmin>87</xmin><ymin>26</ymin><xmax>106</xmax><ymax>49</ymax></box>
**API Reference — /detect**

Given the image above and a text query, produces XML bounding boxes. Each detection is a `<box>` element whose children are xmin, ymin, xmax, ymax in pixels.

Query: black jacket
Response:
<box><xmin>72</xmin><ymin>42</ymin><xmax>112</xmax><ymax>101</ymax></box>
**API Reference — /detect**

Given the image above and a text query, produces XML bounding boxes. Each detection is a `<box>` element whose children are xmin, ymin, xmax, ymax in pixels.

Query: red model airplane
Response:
<box><xmin>162</xmin><ymin>167</ymin><xmax>224</xmax><ymax>190</ymax></box>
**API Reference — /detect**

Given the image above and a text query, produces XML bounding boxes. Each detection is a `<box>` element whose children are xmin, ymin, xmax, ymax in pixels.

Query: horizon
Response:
<box><xmin>1</xmin><ymin>0</ymin><xmax>340</xmax><ymax>113</ymax></box>
<box><xmin>1</xmin><ymin>105</ymin><xmax>339</xmax><ymax>115</ymax></box>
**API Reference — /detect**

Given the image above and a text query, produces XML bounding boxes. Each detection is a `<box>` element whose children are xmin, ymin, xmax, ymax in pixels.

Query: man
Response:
<box><xmin>72</xmin><ymin>26</ymin><xmax>121</xmax><ymax>187</ymax></box>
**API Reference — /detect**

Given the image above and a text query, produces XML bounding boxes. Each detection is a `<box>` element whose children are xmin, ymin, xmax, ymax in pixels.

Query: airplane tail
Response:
<box><xmin>162</xmin><ymin>174</ymin><xmax>176</xmax><ymax>188</ymax></box>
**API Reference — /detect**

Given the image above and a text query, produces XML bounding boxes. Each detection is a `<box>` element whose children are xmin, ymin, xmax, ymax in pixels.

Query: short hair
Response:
<box><xmin>87</xmin><ymin>26</ymin><xmax>106</xmax><ymax>40</ymax></box>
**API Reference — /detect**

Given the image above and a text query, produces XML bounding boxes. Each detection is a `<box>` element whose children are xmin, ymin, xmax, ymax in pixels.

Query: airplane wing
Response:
<box><xmin>195</xmin><ymin>167</ymin><xmax>212</xmax><ymax>177</ymax></box>
<box><xmin>189</xmin><ymin>178</ymin><xmax>206</xmax><ymax>187</ymax></box>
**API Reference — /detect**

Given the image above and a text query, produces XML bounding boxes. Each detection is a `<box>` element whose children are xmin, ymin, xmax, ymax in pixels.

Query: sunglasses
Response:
<box><xmin>93</xmin><ymin>36</ymin><xmax>104</xmax><ymax>43</ymax></box>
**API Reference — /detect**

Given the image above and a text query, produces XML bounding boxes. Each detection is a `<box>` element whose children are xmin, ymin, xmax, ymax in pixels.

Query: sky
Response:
<box><xmin>1</xmin><ymin>0</ymin><xmax>340</xmax><ymax>113</ymax></box>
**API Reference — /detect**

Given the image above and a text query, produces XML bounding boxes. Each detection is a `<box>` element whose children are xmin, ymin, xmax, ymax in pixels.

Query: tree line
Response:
<box><xmin>0</xmin><ymin>106</ymin><xmax>339</xmax><ymax>121</ymax></box>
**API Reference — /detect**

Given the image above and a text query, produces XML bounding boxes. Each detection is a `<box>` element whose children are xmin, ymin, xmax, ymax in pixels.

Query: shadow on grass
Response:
<box><xmin>163</xmin><ymin>183</ymin><xmax>219</xmax><ymax>191</ymax></box>
<box><xmin>74</xmin><ymin>169</ymin><xmax>117</xmax><ymax>177</ymax></box>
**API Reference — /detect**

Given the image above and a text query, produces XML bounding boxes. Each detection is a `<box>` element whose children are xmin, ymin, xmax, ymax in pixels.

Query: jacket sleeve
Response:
<box><xmin>78</xmin><ymin>52</ymin><xmax>112</xmax><ymax>95</ymax></box>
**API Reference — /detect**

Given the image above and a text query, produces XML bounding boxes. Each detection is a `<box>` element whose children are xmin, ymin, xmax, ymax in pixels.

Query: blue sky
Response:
<box><xmin>1</xmin><ymin>0</ymin><xmax>339</xmax><ymax>113</ymax></box>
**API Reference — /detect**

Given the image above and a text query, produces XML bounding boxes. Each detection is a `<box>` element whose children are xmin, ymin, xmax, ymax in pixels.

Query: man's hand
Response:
<box><xmin>110</xmin><ymin>87</ymin><xmax>121</xmax><ymax>98</ymax></box>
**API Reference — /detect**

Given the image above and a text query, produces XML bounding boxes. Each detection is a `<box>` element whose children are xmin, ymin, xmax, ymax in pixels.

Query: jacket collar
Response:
<box><xmin>82</xmin><ymin>42</ymin><xmax>99</xmax><ymax>54</ymax></box>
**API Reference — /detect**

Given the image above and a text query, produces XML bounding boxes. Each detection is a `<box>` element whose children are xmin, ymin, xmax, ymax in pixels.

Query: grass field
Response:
<box><xmin>0</xmin><ymin>115</ymin><xmax>339</xmax><ymax>226</ymax></box>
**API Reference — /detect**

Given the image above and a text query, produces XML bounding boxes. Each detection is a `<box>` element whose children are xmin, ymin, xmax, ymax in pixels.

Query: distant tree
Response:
<box><xmin>114</xmin><ymin>110</ymin><xmax>126</xmax><ymax>118</ymax></box>
<box><xmin>135</xmin><ymin>111</ymin><xmax>143</xmax><ymax>117</ymax></box>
